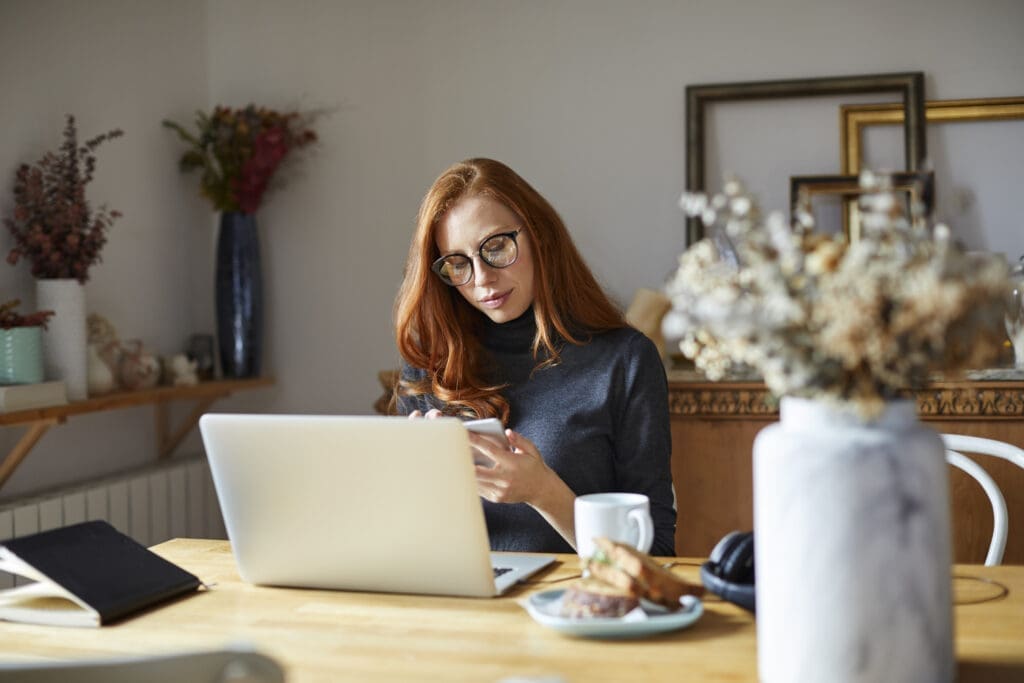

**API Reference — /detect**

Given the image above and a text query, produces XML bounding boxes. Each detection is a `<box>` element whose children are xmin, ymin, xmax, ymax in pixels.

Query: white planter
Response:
<box><xmin>36</xmin><ymin>278</ymin><xmax>88</xmax><ymax>401</ymax></box>
<box><xmin>754</xmin><ymin>397</ymin><xmax>953</xmax><ymax>683</ymax></box>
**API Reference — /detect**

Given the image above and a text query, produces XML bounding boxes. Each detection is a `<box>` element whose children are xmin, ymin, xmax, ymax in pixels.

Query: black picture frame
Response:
<box><xmin>685</xmin><ymin>72</ymin><xmax>927</xmax><ymax>245</ymax></box>
<box><xmin>789</xmin><ymin>171</ymin><xmax>934</xmax><ymax>242</ymax></box>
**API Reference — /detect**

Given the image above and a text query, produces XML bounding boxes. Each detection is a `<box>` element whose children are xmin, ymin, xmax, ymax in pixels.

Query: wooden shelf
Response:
<box><xmin>0</xmin><ymin>377</ymin><xmax>274</xmax><ymax>489</ymax></box>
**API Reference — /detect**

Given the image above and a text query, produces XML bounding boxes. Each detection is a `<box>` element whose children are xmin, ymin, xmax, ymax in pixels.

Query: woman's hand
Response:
<box><xmin>407</xmin><ymin>408</ymin><xmax>443</xmax><ymax>419</ymax></box>
<box><xmin>472</xmin><ymin>430</ymin><xmax>551</xmax><ymax>505</ymax></box>
<box><xmin>472</xmin><ymin>429</ymin><xmax>578</xmax><ymax>548</ymax></box>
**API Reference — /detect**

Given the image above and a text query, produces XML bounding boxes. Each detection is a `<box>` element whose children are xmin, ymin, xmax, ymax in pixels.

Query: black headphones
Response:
<box><xmin>700</xmin><ymin>530</ymin><xmax>756</xmax><ymax>613</ymax></box>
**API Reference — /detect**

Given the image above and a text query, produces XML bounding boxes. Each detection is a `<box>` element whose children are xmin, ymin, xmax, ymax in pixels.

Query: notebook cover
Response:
<box><xmin>1</xmin><ymin>520</ymin><xmax>200</xmax><ymax>624</ymax></box>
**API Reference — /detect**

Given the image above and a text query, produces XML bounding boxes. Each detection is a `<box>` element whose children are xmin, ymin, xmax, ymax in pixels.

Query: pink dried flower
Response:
<box><xmin>3</xmin><ymin>115</ymin><xmax>123</xmax><ymax>283</ymax></box>
<box><xmin>163</xmin><ymin>104</ymin><xmax>320</xmax><ymax>214</ymax></box>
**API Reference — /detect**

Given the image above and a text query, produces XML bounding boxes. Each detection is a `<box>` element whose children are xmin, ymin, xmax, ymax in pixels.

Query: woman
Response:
<box><xmin>393</xmin><ymin>158</ymin><xmax>675</xmax><ymax>555</ymax></box>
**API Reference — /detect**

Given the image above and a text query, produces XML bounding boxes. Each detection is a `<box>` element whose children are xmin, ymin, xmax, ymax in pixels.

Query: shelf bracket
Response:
<box><xmin>0</xmin><ymin>418</ymin><xmax>61</xmax><ymax>489</ymax></box>
<box><xmin>154</xmin><ymin>394</ymin><xmax>225</xmax><ymax>460</ymax></box>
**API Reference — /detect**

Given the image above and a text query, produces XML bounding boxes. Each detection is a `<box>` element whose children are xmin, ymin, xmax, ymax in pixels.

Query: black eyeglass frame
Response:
<box><xmin>430</xmin><ymin>230</ymin><xmax>521</xmax><ymax>286</ymax></box>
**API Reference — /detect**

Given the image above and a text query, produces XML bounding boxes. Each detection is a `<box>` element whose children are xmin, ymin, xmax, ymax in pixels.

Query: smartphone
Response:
<box><xmin>464</xmin><ymin>418</ymin><xmax>510</xmax><ymax>467</ymax></box>
<box><xmin>463</xmin><ymin>418</ymin><xmax>510</xmax><ymax>448</ymax></box>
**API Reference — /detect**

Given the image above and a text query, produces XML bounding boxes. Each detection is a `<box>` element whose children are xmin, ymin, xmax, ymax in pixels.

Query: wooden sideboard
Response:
<box><xmin>376</xmin><ymin>370</ymin><xmax>1024</xmax><ymax>564</ymax></box>
<box><xmin>668</xmin><ymin>370</ymin><xmax>1024</xmax><ymax>564</ymax></box>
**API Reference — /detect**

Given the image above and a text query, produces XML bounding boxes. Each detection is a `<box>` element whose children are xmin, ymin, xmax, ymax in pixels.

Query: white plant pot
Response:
<box><xmin>36</xmin><ymin>278</ymin><xmax>88</xmax><ymax>401</ymax></box>
<box><xmin>753</xmin><ymin>397</ymin><xmax>953</xmax><ymax>683</ymax></box>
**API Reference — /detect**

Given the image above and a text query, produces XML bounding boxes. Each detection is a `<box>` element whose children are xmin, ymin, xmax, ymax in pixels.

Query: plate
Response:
<box><xmin>521</xmin><ymin>590</ymin><xmax>703</xmax><ymax>638</ymax></box>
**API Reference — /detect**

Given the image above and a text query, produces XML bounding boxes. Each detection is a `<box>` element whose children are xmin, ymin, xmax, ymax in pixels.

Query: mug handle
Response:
<box><xmin>628</xmin><ymin>508</ymin><xmax>654</xmax><ymax>554</ymax></box>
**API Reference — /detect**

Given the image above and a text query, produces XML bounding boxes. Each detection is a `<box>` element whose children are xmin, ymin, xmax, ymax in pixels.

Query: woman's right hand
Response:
<box><xmin>407</xmin><ymin>409</ymin><xmax>443</xmax><ymax>419</ymax></box>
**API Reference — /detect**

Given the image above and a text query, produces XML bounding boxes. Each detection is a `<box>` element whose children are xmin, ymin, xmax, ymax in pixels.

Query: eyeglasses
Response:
<box><xmin>431</xmin><ymin>230</ymin><xmax>521</xmax><ymax>286</ymax></box>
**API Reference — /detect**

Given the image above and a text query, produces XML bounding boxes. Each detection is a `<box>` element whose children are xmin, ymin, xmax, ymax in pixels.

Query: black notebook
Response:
<box><xmin>0</xmin><ymin>520</ymin><xmax>201</xmax><ymax>627</ymax></box>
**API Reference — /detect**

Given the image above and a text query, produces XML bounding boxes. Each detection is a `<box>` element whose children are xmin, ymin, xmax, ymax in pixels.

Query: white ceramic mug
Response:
<box><xmin>574</xmin><ymin>492</ymin><xmax>654</xmax><ymax>560</ymax></box>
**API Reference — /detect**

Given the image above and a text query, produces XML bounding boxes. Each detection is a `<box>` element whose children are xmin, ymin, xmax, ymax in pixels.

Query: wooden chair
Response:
<box><xmin>943</xmin><ymin>434</ymin><xmax>1024</xmax><ymax>566</ymax></box>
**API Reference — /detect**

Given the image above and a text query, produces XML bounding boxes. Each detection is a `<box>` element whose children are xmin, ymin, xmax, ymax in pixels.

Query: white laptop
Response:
<box><xmin>198</xmin><ymin>414</ymin><xmax>555</xmax><ymax>597</ymax></box>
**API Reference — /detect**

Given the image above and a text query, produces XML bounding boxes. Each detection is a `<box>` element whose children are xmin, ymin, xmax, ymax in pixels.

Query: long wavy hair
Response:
<box><xmin>394</xmin><ymin>158</ymin><xmax>624</xmax><ymax>422</ymax></box>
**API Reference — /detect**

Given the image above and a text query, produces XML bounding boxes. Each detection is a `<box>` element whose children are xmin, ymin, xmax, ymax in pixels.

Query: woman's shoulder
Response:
<box><xmin>563</xmin><ymin>326</ymin><xmax>663</xmax><ymax>372</ymax></box>
<box><xmin>588</xmin><ymin>326</ymin><xmax>658</xmax><ymax>356</ymax></box>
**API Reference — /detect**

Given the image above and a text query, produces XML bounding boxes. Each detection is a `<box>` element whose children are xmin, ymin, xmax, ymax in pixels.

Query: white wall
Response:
<box><xmin>2</xmin><ymin>0</ymin><xmax>1023</xmax><ymax>500</ymax></box>
<box><xmin>0</xmin><ymin>0</ymin><xmax>212</xmax><ymax>498</ymax></box>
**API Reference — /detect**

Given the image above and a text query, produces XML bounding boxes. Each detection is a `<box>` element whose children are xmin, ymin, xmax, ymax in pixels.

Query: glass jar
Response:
<box><xmin>1006</xmin><ymin>256</ymin><xmax>1024</xmax><ymax>367</ymax></box>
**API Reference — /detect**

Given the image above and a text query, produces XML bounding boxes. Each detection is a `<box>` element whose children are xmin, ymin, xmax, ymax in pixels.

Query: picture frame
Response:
<box><xmin>840</xmin><ymin>97</ymin><xmax>1024</xmax><ymax>254</ymax></box>
<box><xmin>685</xmin><ymin>72</ymin><xmax>927</xmax><ymax>245</ymax></box>
<box><xmin>840</xmin><ymin>96</ymin><xmax>1024</xmax><ymax>175</ymax></box>
<box><xmin>789</xmin><ymin>172</ymin><xmax>934</xmax><ymax>242</ymax></box>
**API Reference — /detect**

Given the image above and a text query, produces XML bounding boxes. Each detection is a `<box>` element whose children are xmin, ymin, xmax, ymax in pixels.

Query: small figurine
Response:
<box><xmin>87</xmin><ymin>313</ymin><xmax>118</xmax><ymax>348</ymax></box>
<box><xmin>87</xmin><ymin>343</ymin><xmax>117</xmax><ymax>395</ymax></box>
<box><xmin>186</xmin><ymin>334</ymin><xmax>216</xmax><ymax>381</ymax></box>
<box><xmin>119</xmin><ymin>340</ymin><xmax>161</xmax><ymax>391</ymax></box>
<box><xmin>86</xmin><ymin>313</ymin><xmax>121</xmax><ymax>394</ymax></box>
<box><xmin>164</xmin><ymin>353</ymin><xmax>199</xmax><ymax>387</ymax></box>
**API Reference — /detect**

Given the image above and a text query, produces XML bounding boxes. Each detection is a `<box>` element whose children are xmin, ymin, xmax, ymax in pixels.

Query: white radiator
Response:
<box><xmin>0</xmin><ymin>455</ymin><xmax>226</xmax><ymax>588</ymax></box>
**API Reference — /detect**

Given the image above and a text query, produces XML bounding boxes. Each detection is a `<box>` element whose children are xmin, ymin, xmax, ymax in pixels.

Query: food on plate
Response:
<box><xmin>559</xmin><ymin>578</ymin><xmax>640</xmax><ymax>618</ymax></box>
<box><xmin>583</xmin><ymin>537</ymin><xmax>705</xmax><ymax>609</ymax></box>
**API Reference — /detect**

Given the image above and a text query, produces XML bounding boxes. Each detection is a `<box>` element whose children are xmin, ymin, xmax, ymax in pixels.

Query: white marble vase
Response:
<box><xmin>35</xmin><ymin>278</ymin><xmax>88</xmax><ymax>401</ymax></box>
<box><xmin>753</xmin><ymin>397</ymin><xmax>953</xmax><ymax>683</ymax></box>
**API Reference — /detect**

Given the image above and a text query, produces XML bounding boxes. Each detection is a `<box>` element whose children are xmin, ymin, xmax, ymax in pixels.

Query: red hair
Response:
<box><xmin>394</xmin><ymin>158</ymin><xmax>624</xmax><ymax>421</ymax></box>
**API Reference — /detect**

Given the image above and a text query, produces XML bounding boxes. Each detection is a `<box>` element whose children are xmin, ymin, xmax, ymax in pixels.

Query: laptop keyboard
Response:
<box><xmin>493</xmin><ymin>566</ymin><xmax>513</xmax><ymax>578</ymax></box>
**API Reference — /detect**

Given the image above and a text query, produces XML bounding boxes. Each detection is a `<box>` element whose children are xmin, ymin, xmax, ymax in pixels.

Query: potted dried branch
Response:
<box><xmin>163</xmin><ymin>104</ymin><xmax>319</xmax><ymax>378</ymax></box>
<box><xmin>667</xmin><ymin>172</ymin><xmax>1008</xmax><ymax>682</ymax></box>
<box><xmin>3</xmin><ymin>115</ymin><xmax>123</xmax><ymax>399</ymax></box>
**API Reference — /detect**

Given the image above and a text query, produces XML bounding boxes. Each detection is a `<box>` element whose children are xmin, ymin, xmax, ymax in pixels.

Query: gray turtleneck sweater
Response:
<box><xmin>397</xmin><ymin>311</ymin><xmax>676</xmax><ymax>556</ymax></box>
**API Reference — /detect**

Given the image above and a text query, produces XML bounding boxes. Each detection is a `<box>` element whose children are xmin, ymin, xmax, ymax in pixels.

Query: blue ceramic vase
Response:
<box><xmin>216</xmin><ymin>212</ymin><xmax>263</xmax><ymax>378</ymax></box>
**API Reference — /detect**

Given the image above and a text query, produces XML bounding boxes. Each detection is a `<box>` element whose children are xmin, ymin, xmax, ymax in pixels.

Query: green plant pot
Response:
<box><xmin>0</xmin><ymin>326</ymin><xmax>44</xmax><ymax>384</ymax></box>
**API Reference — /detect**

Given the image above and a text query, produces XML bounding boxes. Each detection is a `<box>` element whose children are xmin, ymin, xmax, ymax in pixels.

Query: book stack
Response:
<box><xmin>0</xmin><ymin>380</ymin><xmax>68</xmax><ymax>412</ymax></box>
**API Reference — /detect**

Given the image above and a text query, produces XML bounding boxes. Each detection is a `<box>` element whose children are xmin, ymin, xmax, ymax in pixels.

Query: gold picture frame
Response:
<box><xmin>840</xmin><ymin>96</ymin><xmax>1024</xmax><ymax>247</ymax></box>
<box><xmin>790</xmin><ymin>172</ymin><xmax>934</xmax><ymax>242</ymax></box>
<box><xmin>841</xmin><ymin>96</ymin><xmax>1024</xmax><ymax>175</ymax></box>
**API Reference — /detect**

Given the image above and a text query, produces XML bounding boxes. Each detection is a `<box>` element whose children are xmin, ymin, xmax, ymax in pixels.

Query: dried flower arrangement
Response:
<box><xmin>665</xmin><ymin>172</ymin><xmax>1009</xmax><ymax>414</ymax></box>
<box><xmin>0</xmin><ymin>299</ymin><xmax>54</xmax><ymax>329</ymax></box>
<box><xmin>4</xmin><ymin>116</ymin><xmax>124</xmax><ymax>283</ymax></box>
<box><xmin>163</xmin><ymin>104</ymin><xmax>319</xmax><ymax>214</ymax></box>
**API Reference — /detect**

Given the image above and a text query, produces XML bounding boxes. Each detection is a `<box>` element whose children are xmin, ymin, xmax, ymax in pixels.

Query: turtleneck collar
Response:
<box><xmin>480</xmin><ymin>307</ymin><xmax>537</xmax><ymax>353</ymax></box>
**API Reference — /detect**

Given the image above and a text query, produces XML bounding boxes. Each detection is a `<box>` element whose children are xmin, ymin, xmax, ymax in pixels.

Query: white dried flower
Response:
<box><xmin>730</xmin><ymin>196</ymin><xmax>752</xmax><ymax>216</ymax></box>
<box><xmin>664</xmin><ymin>173</ymin><xmax>1009</xmax><ymax>414</ymax></box>
<box><xmin>805</xmin><ymin>240</ymin><xmax>844</xmax><ymax>276</ymax></box>
<box><xmin>679</xmin><ymin>192</ymin><xmax>707</xmax><ymax>216</ymax></box>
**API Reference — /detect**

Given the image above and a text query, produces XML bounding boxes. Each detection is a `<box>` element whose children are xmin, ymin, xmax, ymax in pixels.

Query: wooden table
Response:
<box><xmin>1</xmin><ymin>539</ymin><xmax>1021</xmax><ymax>682</ymax></box>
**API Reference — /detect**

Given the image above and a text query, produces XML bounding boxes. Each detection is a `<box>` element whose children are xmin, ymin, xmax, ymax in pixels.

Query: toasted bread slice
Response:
<box><xmin>587</xmin><ymin>537</ymin><xmax>705</xmax><ymax>608</ymax></box>
<box><xmin>560</xmin><ymin>578</ymin><xmax>640</xmax><ymax>618</ymax></box>
<box><xmin>584</xmin><ymin>554</ymin><xmax>644</xmax><ymax>596</ymax></box>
